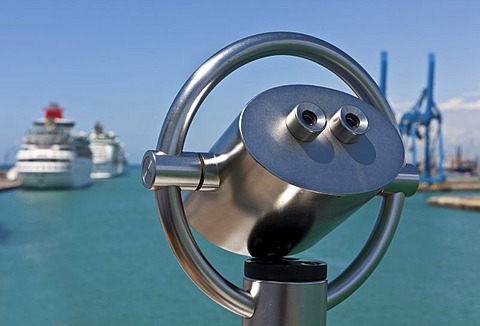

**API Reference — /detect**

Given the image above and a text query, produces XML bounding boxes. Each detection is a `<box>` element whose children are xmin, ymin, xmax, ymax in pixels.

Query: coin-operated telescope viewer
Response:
<box><xmin>142</xmin><ymin>32</ymin><xmax>419</xmax><ymax>325</ymax></box>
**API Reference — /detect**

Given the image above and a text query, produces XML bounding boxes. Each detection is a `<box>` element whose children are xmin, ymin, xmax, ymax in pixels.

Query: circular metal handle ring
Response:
<box><xmin>153</xmin><ymin>32</ymin><xmax>405</xmax><ymax>317</ymax></box>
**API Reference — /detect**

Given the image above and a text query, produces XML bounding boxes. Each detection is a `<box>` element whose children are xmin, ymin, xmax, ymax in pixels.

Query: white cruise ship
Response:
<box><xmin>13</xmin><ymin>103</ymin><xmax>93</xmax><ymax>189</ymax></box>
<box><xmin>88</xmin><ymin>122</ymin><xmax>127</xmax><ymax>179</ymax></box>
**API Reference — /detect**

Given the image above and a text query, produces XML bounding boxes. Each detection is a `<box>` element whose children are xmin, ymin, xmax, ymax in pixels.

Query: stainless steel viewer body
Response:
<box><xmin>185</xmin><ymin>85</ymin><xmax>405</xmax><ymax>257</ymax></box>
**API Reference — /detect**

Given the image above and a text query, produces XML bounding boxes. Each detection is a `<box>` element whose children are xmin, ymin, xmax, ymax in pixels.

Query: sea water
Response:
<box><xmin>1</xmin><ymin>166</ymin><xmax>480</xmax><ymax>325</ymax></box>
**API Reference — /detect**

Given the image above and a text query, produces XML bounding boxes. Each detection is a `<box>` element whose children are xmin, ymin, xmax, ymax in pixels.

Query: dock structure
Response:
<box><xmin>428</xmin><ymin>196</ymin><xmax>480</xmax><ymax>211</ymax></box>
<box><xmin>0</xmin><ymin>170</ymin><xmax>21</xmax><ymax>191</ymax></box>
<box><xmin>419</xmin><ymin>180</ymin><xmax>480</xmax><ymax>192</ymax></box>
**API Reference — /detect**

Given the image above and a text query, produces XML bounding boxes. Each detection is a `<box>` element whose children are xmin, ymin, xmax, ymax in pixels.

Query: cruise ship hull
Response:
<box><xmin>17</xmin><ymin>159</ymin><xmax>92</xmax><ymax>189</ymax></box>
<box><xmin>91</xmin><ymin>161</ymin><xmax>125</xmax><ymax>179</ymax></box>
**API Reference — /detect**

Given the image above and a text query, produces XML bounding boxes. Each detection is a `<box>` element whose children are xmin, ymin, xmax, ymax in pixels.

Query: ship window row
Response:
<box><xmin>24</xmin><ymin>133</ymin><xmax>72</xmax><ymax>146</ymax></box>
<box><xmin>18</xmin><ymin>158</ymin><xmax>71</xmax><ymax>162</ymax></box>
<box><xmin>17</xmin><ymin>165</ymin><xmax>71</xmax><ymax>172</ymax></box>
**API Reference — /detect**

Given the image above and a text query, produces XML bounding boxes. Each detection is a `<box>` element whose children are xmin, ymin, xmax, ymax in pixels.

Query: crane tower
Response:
<box><xmin>398</xmin><ymin>54</ymin><xmax>445</xmax><ymax>184</ymax></box>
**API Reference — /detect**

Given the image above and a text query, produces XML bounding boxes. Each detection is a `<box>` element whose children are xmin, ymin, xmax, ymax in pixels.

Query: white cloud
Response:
<box><xmin>438</xmin><ymin>97</ymin><xmax>480</xmax><ymax>111</ymax></box>
<box><xmin>437</xmin><ymin>86</ymin><xmax>480</xmax><ymax>111</ymax></box>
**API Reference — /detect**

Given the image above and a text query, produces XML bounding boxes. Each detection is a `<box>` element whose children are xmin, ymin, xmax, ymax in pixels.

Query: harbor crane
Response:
<box><xmin>379</xmin><ymin>51</ymin><xmax>388</xmax><ymax>96</ymax></box>
<box><xmin>398</xmin><ymin>54</ymin><xmax>445</xmax><ymax>184</ymax></box>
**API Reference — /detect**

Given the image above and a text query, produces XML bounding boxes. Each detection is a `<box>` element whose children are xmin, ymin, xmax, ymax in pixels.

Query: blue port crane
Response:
<box><xmin>379</xmin><ymin>51</ymin><xmax>388</xmax><ymax>96</ymax></box>
<box><xmin>398</xmin><ymin>54</ymin><xmax>445</xmax><ymax>184</ymax></box>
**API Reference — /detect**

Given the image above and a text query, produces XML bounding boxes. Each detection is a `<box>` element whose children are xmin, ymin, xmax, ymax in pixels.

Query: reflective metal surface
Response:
<box><xmin>382</xmin><ymin>164</ymin><xmax>420</xmax><ymax>197</ymax></box>
<box><xmin>327</xmin><ymin>192</ymin><xmax>405</xmax><ymax>309</ymax></box>
<box><xmin>156</xmin><ymin>187</ymin><xmax>255</xmax><ymax>318</ymax></box>
<box><xmin>286</xmin><ymin>102</ymin><xmax>327</xmax><ymax>142</ymax></box>
<box><xmin>243</xmin><ymin>279</ymin><xmax>327</xmax><ymax>326</ymax></box>
<box><xmin>148</xmin><ymin>32</ymin><xmax>413</xmax><ymax>317</ymax></box>
<box><xmin>142</xmin><ymin>151</ymin><xmax>219</xmax><ymax>191</ymax></box>
<box><xmin>329</xmin><ymin>105</ymin><xmax>369</xmax><ymax>143</ymax></box>
<box><xmin>185</xmin><ymin>85</ymin><xmax>404</xmax><ymax>257</ymax></box>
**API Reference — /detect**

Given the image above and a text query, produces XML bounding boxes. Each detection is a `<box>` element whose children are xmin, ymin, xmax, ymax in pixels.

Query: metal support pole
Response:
<box><xmin>242</xmin><ymin>258</ymin><xmax>327</xmax><ymax>326</ymax></box>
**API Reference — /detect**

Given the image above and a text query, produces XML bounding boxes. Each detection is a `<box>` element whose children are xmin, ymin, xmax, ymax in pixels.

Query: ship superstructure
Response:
<box><xmin>88</xmin><ymin>122</ymin><xmax>127</xmax><ymax>179</ymax></box>
<box><xmin>14</xmin><ymin>103</ymin><xmax>93</xmax><ymax>189</ymax></box>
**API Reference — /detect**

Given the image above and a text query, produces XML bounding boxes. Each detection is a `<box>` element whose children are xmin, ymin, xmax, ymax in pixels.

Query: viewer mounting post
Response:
<box><xmin>142</xmin><ymin>32</ymin><xmax>419</xmax><ymax>325</ymax></box>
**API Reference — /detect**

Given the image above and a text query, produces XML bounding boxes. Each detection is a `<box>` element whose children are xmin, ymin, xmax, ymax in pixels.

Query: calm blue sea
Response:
<box><xmin>1</xmin><ymin>166</ymin><xmax>480</xmax><ymax>325</ymax></box>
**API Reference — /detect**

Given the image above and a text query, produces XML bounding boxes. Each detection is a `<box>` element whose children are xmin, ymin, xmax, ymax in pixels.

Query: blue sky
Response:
<box><xmin>2</xmin><ymin>0</ymin><xmax>480</xmax><ymax>164</ymax></box>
